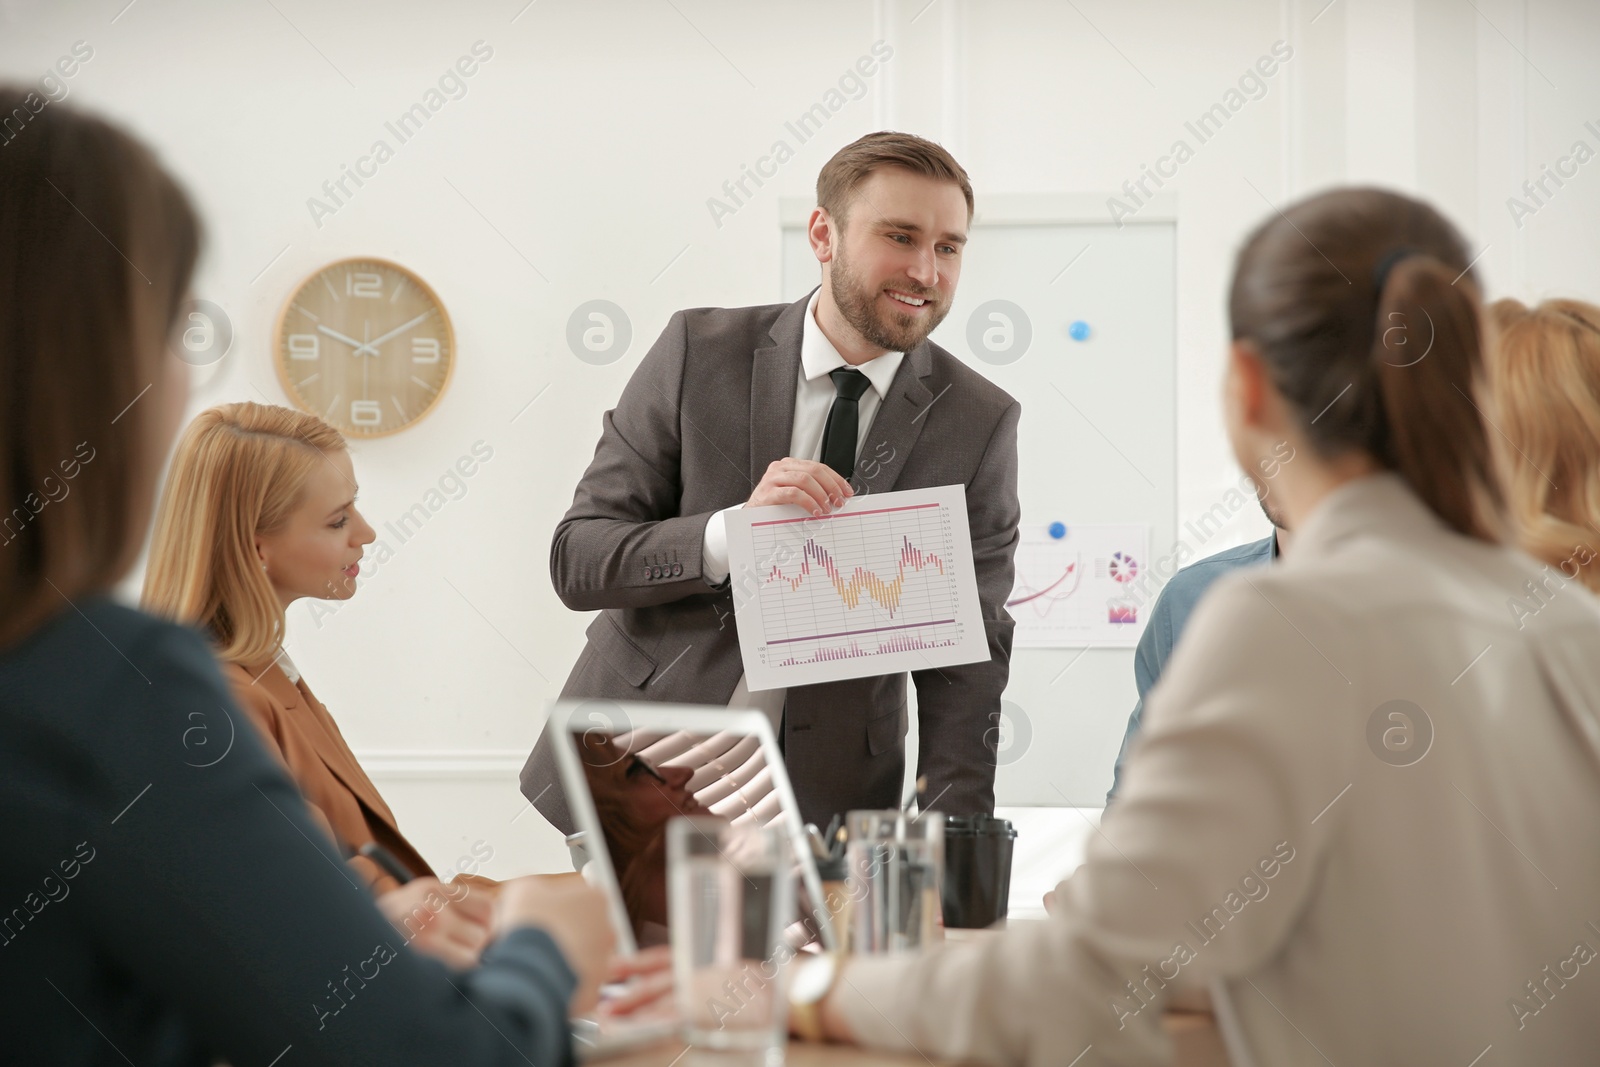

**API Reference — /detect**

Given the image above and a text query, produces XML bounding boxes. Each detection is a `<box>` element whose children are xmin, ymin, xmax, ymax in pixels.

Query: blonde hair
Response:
<box><xmin>142</xmin><ymin>402</ymin><xmax>347</xmax><ymax>668</ymax></box>
<box><xmin>1487</xmin><ymin>297</ymin><xmax>1600</xmax><ymax>591</ymax></box>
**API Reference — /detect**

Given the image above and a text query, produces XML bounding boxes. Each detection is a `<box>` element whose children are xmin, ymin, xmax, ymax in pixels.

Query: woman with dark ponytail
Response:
<box><xmin>1226</xmin><ymin>188</ymin><xmax>1507</xmax><ymax>543</ymax></box>
<box><xmin>806</xmin><ymin>189</ymin><xmax>1600</xmax><ymax>1066</ymax></box>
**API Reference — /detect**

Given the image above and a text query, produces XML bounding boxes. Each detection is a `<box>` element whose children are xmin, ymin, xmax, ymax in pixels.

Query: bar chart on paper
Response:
<box><xmin>724</xmin><ymin>485</ymin><xmax>991</xmax><ymax>690</ymax></box>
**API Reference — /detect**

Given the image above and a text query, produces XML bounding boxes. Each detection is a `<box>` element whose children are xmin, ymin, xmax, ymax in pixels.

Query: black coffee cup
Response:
<box><xmin>940</xmin><ymin>814</ymin><xmax>1018</xmax><ymax>929</ymax></box>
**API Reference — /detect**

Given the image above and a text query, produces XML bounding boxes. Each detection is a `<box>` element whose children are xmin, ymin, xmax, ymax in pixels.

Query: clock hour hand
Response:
<box><xmin>316</xmin><ymin>324</ymin><xmax>369</xmax><ymax>353</ymax></box>
<box><xmin>354</xmin><ymin>311</ymin><xmax>431</xmax><ymax>358</ymax></box>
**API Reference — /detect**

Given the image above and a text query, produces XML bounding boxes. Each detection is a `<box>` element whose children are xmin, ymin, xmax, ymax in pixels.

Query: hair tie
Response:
<box><xmin>1372</xmin><ymin>246</ymin><xmax>1420</xmax><ymax>295</ymax></box>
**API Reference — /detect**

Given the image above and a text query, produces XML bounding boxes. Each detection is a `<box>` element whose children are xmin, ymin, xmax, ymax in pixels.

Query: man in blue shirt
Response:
<box><xmin>1106</xmin><ymin>502</ymin><xmax>1289</xmax><ymax>803</ymax></box>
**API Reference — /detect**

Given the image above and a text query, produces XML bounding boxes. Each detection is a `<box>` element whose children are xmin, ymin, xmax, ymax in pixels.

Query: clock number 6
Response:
<box><xmin>350</xmin><ymin>399</ymin><xmax>382</xmax><ymax>427</ymax></box>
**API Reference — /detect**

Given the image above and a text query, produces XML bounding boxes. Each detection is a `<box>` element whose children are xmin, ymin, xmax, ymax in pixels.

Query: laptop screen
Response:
<box><xmin>549</xmin><ymin>702</ymin><xmax>834</xmax><ymax>953</ymax></box>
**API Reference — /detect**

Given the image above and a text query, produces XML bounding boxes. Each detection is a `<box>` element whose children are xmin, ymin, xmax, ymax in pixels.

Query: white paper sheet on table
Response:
<box><xmin>724</xmin><ymin>484</ymin><xmax>991</xmax><ymax>691</ymax></box>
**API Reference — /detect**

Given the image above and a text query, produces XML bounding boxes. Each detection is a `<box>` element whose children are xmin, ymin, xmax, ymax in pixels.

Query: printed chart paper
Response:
<box><xmin>1006</xmin><ymin>523</ymin><xmax>1151</xmax><ymax>648</ymax></box>
<box><xmin>725</xmin><ymin>485</ymin><xmax>990</xmax><ymax>691</ymax></box>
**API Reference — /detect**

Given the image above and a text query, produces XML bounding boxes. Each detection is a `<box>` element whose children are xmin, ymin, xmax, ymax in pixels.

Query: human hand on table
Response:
<box><xmin>495</xmin><ymin>875</ymin><xmax>616</xmax><ymax>1014</ymax></box>
<box><xmin>377</xmin><ymin>876</ymin><xmax>492</xmax><ymax>970</ymax></box>
<box><xmin>787</xmin><ymin>954</ymin><xmax>858</xmax><ymax>1044</ymax></box>
<box><xmin>597</xmin><ymin>945</ymin><xmax>675</xmax><ymax>1019</ymax></box>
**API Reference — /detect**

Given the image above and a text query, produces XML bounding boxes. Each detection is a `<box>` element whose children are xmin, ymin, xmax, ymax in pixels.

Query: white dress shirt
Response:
<box><xmin>701</xmin><ymin>287</ymin><xmax>906</xmax><ymax>730</ymax></box>
<box><xmin>837</xmin><ymin>472</ymin><xmax>1600</xmax><ymax>1065</ymax></box>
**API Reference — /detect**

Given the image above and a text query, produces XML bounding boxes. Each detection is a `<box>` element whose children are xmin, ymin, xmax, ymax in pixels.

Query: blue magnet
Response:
<box><xmin>1048</xmin><ymin>521</ymin><xmax>1066</xmax><ymax>539</ymax></box>
<box><xmin>1068</xmin><ymin>320</ymin><xmax>1091</xmax><ymax>341</ymax></box>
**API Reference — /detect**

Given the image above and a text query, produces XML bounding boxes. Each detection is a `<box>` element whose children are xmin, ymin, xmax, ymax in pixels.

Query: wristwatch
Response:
<box><xmin>788</xmin><ymin>951</ymin><xmax>842</xmax><ymax>1042</ymax></box>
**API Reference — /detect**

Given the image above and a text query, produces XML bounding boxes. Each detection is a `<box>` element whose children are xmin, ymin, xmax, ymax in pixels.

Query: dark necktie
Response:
<box><xmin>820</xmin><ymin>367</ymin><xmax>872</xmax><ymax>479</ymax></box>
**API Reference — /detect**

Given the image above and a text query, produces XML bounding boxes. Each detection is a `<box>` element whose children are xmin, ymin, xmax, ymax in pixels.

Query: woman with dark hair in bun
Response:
<box><xmin>798</xmin><ymin>188</ymin><xmax>1600</xmax><ymax>1065</ymax></box>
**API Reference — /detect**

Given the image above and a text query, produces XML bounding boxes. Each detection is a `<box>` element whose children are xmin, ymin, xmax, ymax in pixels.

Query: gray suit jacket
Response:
<box><xmin>521</xmin><ymin>288</ymin><xmax>1021</xmax><ymax>832</ymax></box>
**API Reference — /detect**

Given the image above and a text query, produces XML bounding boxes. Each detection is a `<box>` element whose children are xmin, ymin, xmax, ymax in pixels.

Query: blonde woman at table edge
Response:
<box><xmin>143</xmin><ymin>401</ymin><xmax>506</xmax><ymax>969</ymax></box>
<box><xmin>800</xmin><ymin>187</ymin><xmax>1600</xmax><ymax>1065</ymax></box>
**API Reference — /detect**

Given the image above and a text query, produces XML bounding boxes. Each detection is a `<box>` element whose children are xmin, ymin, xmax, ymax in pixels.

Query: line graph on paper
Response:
<box><xmin>1008</xmin><ymin>524</ymin><xmax>1150</xmax><ymax>648</ymax></box>
<box><xmin>725</xmin><ymin>485</ymin><xmax>991</xmax><ymax>690</ymax></box>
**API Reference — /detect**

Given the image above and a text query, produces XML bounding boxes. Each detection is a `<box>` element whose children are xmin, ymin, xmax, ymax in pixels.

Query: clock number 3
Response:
<box><xmin>412</xmin><ymin>337</ymin><xmax>440</xmax><ymax>364</ymax></box>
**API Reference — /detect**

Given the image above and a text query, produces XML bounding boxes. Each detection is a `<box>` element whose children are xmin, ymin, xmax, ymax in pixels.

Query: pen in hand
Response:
<box><xmin>359</xmin><ymin>842</ymin><xmax>415</xmax><ymax>885</ymax></box>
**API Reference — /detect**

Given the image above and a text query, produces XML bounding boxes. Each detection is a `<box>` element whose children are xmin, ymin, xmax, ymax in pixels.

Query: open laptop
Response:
<box><xmin>546</xmin><ymin>700</ymin><xmax>838</xmax><ymax>1057</ymax></box>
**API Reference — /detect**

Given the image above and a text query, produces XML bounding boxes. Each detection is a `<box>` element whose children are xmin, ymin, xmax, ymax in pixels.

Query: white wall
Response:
<box><xmin>5</xmin><ymin>0</ymin><xmax>1597</xmax><ymax>880</ymax></box>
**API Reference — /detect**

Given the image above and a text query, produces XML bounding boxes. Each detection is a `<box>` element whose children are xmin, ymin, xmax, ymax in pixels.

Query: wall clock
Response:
<box><xmin>273</xmin><ymin>257</ymin><xmax>454</xmax><ymax>437</ymax></box>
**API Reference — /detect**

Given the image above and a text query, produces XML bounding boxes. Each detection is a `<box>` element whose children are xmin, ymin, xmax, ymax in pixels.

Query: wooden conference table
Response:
<box><xmin>602</xmin><ymin>1009</ymin><xmax>1227</xmax><ymax>1067</ymax></box>
<box><xmin>600</xmin><ymin>924</ymin><xmax>1230</xmax><ymax>1066</ymax></box>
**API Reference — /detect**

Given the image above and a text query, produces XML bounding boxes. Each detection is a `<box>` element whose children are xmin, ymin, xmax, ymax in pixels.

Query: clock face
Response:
<box><xmin>273</xmin><ymin>258</ymin><xmax>454</xmax><ymax>437</ymax></box>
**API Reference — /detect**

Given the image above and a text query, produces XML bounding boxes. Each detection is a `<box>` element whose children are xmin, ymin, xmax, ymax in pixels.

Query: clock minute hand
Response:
<box><xmin>355</xmin><ymin>312</ymin><xmax>431</xmax><ymax>357</ymax></box>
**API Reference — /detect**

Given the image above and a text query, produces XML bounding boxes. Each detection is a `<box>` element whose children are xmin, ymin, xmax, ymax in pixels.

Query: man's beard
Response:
<box><xmin>829</xmin><ymin>246</ymin><xmax>949</xmax><ymax>354</ymax></box>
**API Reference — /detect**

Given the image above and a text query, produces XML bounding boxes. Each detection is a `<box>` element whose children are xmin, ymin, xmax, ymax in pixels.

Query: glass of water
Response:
<box><xmin>667</xmin><ymin>816</ymin><xmax>795</xmax><ymax>1067</ymax></box>
<box><xmin>845</xmin><ymin>809</ymin><xmax>944</xmax><ymax>954</ymax></box>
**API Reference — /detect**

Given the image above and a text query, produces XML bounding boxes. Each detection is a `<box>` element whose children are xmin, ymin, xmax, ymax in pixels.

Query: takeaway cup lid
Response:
<box><xmin>943</xmin><ymin>813</ymin><xmax>1017</xmax><ymax>838</ymax></box>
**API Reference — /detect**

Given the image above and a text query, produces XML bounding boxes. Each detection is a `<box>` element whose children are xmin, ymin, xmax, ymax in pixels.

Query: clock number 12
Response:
<box><xmin>346</xmin><ymin>272</ymin><xmax>382</xmax><ymax>299</ymax></box>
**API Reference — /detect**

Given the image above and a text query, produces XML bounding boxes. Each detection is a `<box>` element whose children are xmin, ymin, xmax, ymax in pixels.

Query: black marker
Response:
<box><xmin>359</xmin><ymin>842</ymin><xmax>414</xmax><ymax>885</ymax></box>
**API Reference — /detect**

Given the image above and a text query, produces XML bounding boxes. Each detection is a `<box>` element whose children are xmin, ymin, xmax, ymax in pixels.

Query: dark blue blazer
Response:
<box><xmin>0</xmin><ymin>596</ymin><xmax>576</xmax><ymax>1066</ymax></box>
<box><xmin>1107</xmin><ymin>534</ymin><xmax>1277</xmax><ymax>802</ymax></box>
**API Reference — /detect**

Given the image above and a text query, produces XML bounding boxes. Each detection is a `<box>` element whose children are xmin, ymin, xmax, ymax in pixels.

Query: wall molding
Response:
<box><xmin>355</xmin><ymin>749</ymin><xmax>527</xmax><ymax>781</ymax></box>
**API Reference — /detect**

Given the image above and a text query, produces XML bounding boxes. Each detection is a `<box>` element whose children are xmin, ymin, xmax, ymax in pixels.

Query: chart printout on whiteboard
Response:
<box><xmin>724</xmin><ymin>484</ymin><xmax>991</xmax><ymax>691</ymax></box>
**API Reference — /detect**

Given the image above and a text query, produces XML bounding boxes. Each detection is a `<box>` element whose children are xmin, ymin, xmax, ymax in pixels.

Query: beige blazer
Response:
<box><xmin>839</xmin><ymin>473</ymin><xmax>1600</xmax><ymax>1065</ymax></box>
<box><xmin>224</xmin><ymin>661</ymin><xmax>436</xmax><ymax>895</ymax></box>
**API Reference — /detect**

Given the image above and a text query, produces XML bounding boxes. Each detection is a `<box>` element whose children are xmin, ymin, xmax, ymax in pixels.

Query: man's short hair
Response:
<box><xmin>816</xmin><ymin>131</ymin><xmax>974</xmax><ymax>232</ymax></box>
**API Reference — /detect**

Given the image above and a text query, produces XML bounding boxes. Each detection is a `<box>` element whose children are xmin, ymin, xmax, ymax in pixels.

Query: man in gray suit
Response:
<box><xmin>521</xmin><ymin>132</ymin><xmax>1021</xmax><ymax>832</ymax></box>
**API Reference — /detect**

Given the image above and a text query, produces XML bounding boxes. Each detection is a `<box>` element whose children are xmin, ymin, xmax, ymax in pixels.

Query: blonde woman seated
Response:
<box><xmin>143</xmin><ymin>402</ymin><xmax>497</xmax><ymax>968</ymax></box>
<box><xmin>1488</xmin><ymin>297</ymin><xmax>1600</xmax><ymax>593</ymax></box>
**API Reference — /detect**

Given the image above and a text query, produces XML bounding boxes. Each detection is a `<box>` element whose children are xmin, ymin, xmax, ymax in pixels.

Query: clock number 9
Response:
<box><xmin>350</xmin><ymin>399</ymin><xmax>383</xmax><ymax>427</ymax></box>
<box><xmin>288</xmin><ymin>334</ymin><xmax>319</xmax><ymax>361</ymax></box>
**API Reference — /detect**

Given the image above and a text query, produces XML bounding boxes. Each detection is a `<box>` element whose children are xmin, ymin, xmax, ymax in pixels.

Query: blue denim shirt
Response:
<box><xmin>1107</xmin><ymin>533</ymin><xmax>1278</xmax><ymax>803</ymax></box>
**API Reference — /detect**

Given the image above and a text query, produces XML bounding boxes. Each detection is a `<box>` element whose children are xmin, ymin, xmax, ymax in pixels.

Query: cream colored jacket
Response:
<box><xmin>841</xmin><ymin>473</ymin><xmax>1600</xmax><ymax>1065</ymax></box>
